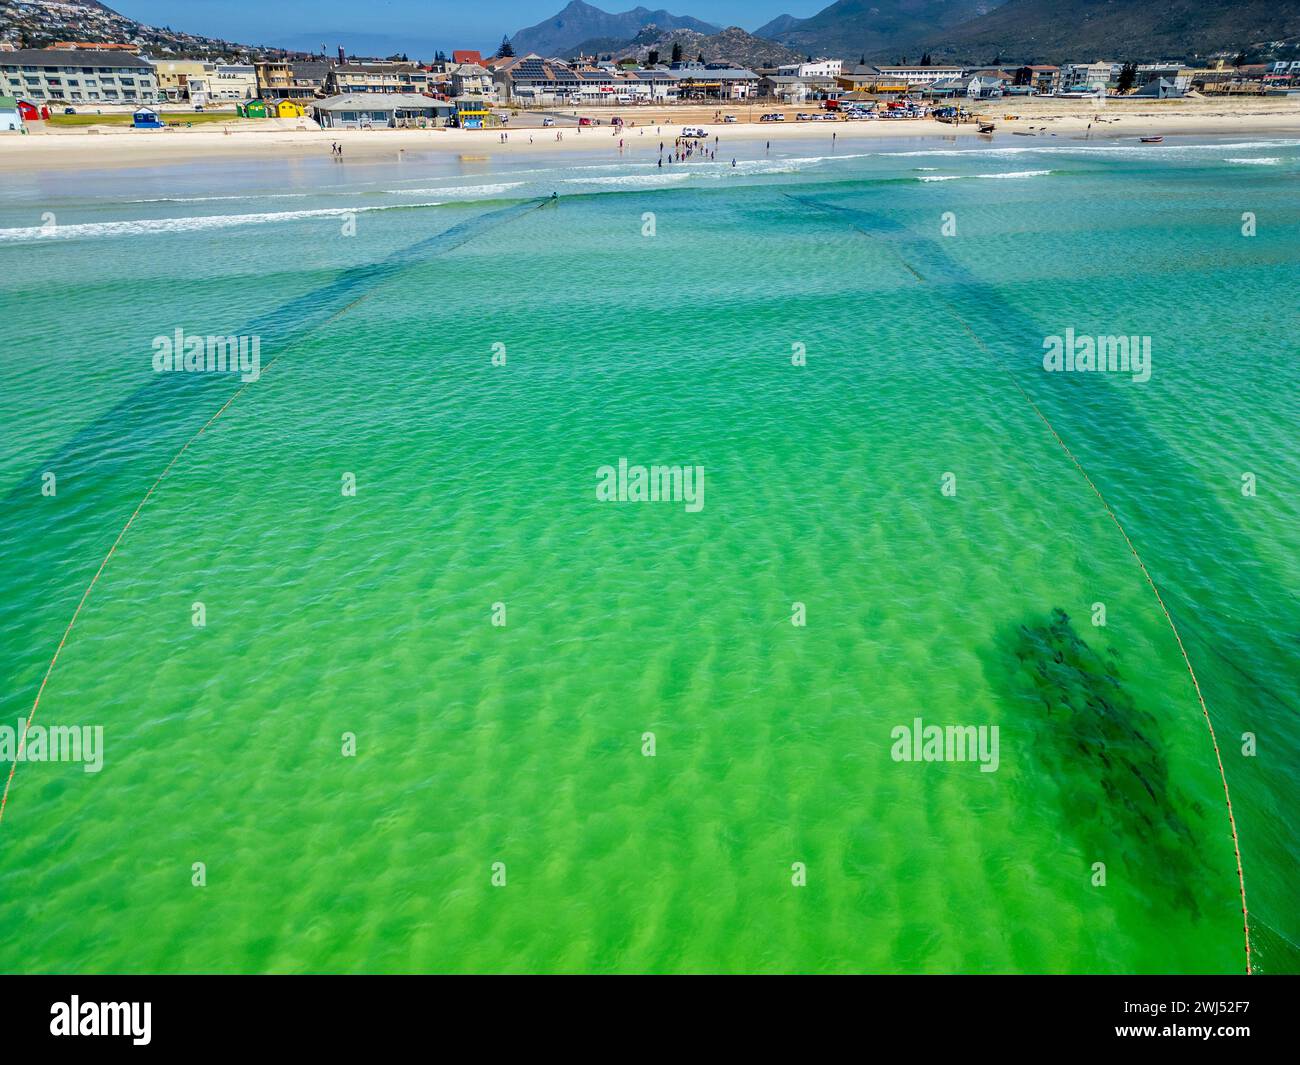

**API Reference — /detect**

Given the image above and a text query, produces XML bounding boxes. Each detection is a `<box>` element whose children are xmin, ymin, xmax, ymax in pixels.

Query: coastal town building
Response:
<box><xmin>256</xmin><ymin>60</ymin><xmax>333</xmax><ymax>103</ymax></box>
<box><xmin>149</xmin><ymin>58</ymin><xmax>211</xmax><ymax>102</ymax></box>
<box><xmin>1132</xmin><ymin>77</ymin><xmax>1184</xmax><ymax>99</ymax></box>
<box><xmin>1134</xmin><ymin>64</ymin><xmax>1196</xmax><ymax>93</ymax></box>
<box><xmin>327</xmin><ymin>61</ymin><xmax>431</xmax><ymax>95</ymax></box>
<box><xmin>1014</xmin><ymin>65</ymin><xmax>1061</xmax><ymax>94</ymax></box>
<box><xmin>671</xmin><ymin>63</ymin><xmax>758</xmax><ymax>100</ymax></box>
<box><xmin>0</xmin><ymin>47</ymin><xmax>158</xmax><ymax>104</ymax></box>
<box><xmin>192</xmin><ymin>63</ymin><xmax>258</xmax><ymax>101</ymax></box>
<box><xmin>490</xmin><ymin>54</ymin><xmax>583</xmax><ymax>104</ymax></box>
<box><xmin>760</xmin><ymin>73</ymin><xmax>838</xmax><ymax>102</ymax></box>
<box><xmin>925</xmin><ymin>72</ymin><xmax>1007</xmax><ymax>98</ymax></box>
<box><xmin>311</xmin><ymin>92</ymin><xmax>455</xmax><ymax>128</ymax></box>
<box><xmin>1062</xmin><ymin>61</ymin><xmax>1119</xmax><ymax>90</ymax></box>
<box><xmin>448</xmin><ymin>61</ymin><xmax>497</xmax><ymax>101</ymax></box>
<box><xmin>873</xmin><ymin>64</ymin><xmax>964</xmax><ymax>86</ymax></box>
<box><xmin>775</xmin><ymin>59</ymin><xmax>843</xmax><ymax>79</ymax></box>
<box><xmin>622</xmin><ymin>68</ymin><xmax>678</xmax><ymax>102</ymax></box>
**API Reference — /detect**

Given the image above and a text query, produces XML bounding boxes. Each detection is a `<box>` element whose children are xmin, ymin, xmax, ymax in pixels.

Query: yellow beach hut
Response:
<box><xmin>275</xmin><ymin>100</ymin><xmax>306</xmax><ymax>119</ymax></box>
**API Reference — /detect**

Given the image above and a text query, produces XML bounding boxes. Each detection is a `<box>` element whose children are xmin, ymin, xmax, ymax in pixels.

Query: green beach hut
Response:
<box><xmin>239</xmin><ymin>100</ymin><xmax>268</xmax><ymax>118</ymax></box>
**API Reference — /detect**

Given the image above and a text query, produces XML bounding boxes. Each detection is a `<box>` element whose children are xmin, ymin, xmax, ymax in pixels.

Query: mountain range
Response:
<box><xmin>508</xmin><ymin>2</ymin><xmax>720</xmax><ymax>56</ymax></box>
<box><xmin>909</xmin><ymin>0</ymin><xmax>1300</xmax><ymax>64</ymax></box>
<box><xmin>0</xmin><ymin>0</ymin><xmax>275</xmax><ymax>58</ymax></box>
<box><xmin>594</xmin><ymin>25</ymin><xmax>803</xmax><ymax>65</ymax></box>
<box><xmin>514</xmin><ymin>0</ymin><xmax>1300</xmax><ymax>65</ymax></box>
<box><xmin>755</xmin><ymin>0</ymin><xmax>1003</xmax><ymax>61</ymax></box>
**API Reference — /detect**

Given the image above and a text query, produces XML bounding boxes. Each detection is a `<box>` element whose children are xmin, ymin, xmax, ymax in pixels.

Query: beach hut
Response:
<box><xmin>0</xmin><ymin>96</ymin><xmax>22</xmax><ymax>133</ymax></box>
<box><xmin>132</xmin><ymin>107</ymin><xmax>165</xmax><ymax>129</ymax></box>
<box><xmin>238</xmin><ymin>99</ymin><xmax>268</xmax><ymax>118</ymax></box>
<box><xmin>274</xmin><ymin>100</ymin><xmax>306</xmax><ymax>119</ymax></box>
<box><xmin>17</xmin><ymin>99</ymin><xmax>40</xmax><ymax>123</ymax></box>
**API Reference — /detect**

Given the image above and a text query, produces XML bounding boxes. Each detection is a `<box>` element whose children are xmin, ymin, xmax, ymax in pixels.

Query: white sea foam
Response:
<box><xmin>890</xmin><ymin>139</ymin><xmax>1300</xmax><ymax>159</ymax></box>
<box><xmin>386</xmin><ymin>182</ymin><xmax>526</xmax><ymax>197</ymax></box>
<box><xmin>1225</xmin><ymin>157</ymin><xmax>1281</xmax><ymax>165</ymax></box>
<box><xmin>918</xmin><ymin>168</ymin><xmax>1052</xmax><ymax>182</ymax></box>
<box><xmin>0</xmin><ymin>201</ymin><xmax>445</xmax><ymax>242</ymax></box>
<box><xmin>978</xmin><ymin>169</ymin><xmax>1053</xmax><ymax>178</ymax></box>
<box><xmin>565</xmin><ymin>172</ymin><xmax>692</xmax><ymax>187</ymax></box>
<box><xmin>126</xmin><ymin>193</ymin><xmax>311</xmax><ymax>203</ymax></box>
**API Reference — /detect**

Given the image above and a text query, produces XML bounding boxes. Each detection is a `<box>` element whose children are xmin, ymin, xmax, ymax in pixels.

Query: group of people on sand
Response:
<box><xmin>329</xmin><ymin>141</ymin><xmax>344</xmax><ymax>158</ymax></box>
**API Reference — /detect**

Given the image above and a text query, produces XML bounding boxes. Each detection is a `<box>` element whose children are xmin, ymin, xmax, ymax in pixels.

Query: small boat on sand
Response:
<box><xmin>977</xmin><ymin>121</ymin><xmax>995</xmax><ymax>134</ymax></box>
<box><xmin>1140</xmin><ymin>135</ymin><xmax>1164</xmax><ymax>143</ymax></box>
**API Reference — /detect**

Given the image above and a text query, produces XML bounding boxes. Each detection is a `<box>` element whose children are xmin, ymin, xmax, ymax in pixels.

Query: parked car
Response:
<box><xmin>578</xmin><ymin>116</ymin><xmax>592</xmax><ymax>126</ymax></box>
<box><xmin>795</xmin><ymin>113</ymin><xmax>816</xmax><ymax>121</ymax></box>
<box><xmin>723</xmin><ymin>114</ymin><xmax>737</xmax><ymax>123</ymax></box>
<box><xmin>63</xmin><ymin>106</ymin><xmax>76</xmax><ymax>114</ymax></box>
<box><xmin>759</xmin><ymin>112</ymin><xmax>784</xmax><ymax>122</ymax></box>
<box><xmin>680</xmin><ymin>126</ymin><xmax>706</xmax><ymax>138</ymax></box>
<box><xmin>541</xmin><ymin>117</ymin><xmax>555</xmax><ymax>127</ymax></box>
<box><xmin>193</xmin><ymin>104</ymin><xmax>204</xmax><ymax>112</ymax></box>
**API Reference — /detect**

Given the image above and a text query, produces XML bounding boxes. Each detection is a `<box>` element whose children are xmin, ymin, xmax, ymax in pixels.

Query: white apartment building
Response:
<box><xmin>206</xmin><ymin>64</ymin><xmax>258</xmax><ymax>100</ymax></box>
<box><xmin>0</xmin><ymin>47</ymin><xmax>159</xmax><ymax>104</ymax></box>
<box><xmin>873</xmin><ymin>65</ymin><xmax>964</xmax><ymax>85</ymax></box>
<box><xmin>777</xmin><ymin>59</ymin><xmax>843</xmax><ymax>79</ymax></box>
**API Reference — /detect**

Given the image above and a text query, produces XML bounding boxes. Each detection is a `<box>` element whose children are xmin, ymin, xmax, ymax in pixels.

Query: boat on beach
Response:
<box><xmin>1140</xmin><ymin>135</ymin><xmax>1164</xmax><ymax>143</ymax></box>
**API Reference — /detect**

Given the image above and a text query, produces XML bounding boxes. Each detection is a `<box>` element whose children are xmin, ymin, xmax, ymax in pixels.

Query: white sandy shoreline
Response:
<box><xmin>1</xmin><ymin>98</ymin><xmax>1297</xmax><ymax>173</ymax></box>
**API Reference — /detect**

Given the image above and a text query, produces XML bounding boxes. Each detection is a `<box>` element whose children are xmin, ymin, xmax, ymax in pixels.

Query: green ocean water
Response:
<box><xmin>0</xmin><ymin>134</ymin><xmax>1297</xmax><ymax>973</ymax></box>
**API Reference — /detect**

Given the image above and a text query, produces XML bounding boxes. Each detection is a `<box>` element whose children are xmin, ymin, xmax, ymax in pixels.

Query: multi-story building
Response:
<box><xmin>1014</xmin><ymin>65</ymin><xmax>1061</xmax><ymax>94</ymax></box>
<box><xmin>760</xmin><ymin>74</ymin><xmax>838</xmax><ymax>102</ymax></box>
<box><xmin>256</xmin><ymin>60</ymin><xmax>332</xmax><ymax>102</ymax></box>
<box><xmin>490</xmin><ymin>54</ymin><xmax>582</xmax><ymax>105</ymax></box>
<box><xmin>776</xmin><ymin>59</ymin><xmax>842</xmax><ymax>79</ymax></box>
<box><xmin>622</xmin><ymin>68</ymin><xmax>677</xmax><ymax>102</ymax></box>
<box><xmin>149</xmin><ymin>59</ymin><xmax>212</xmax><ymax>102</ymax></box>
<box><xmin>873</xmin><ymin>64</ymin><xmax>964</xmax><ymax>86</ymax></box>
<box><xmin>1062</xmin><ymin>61</ymin><xmax>1119</xmax><ymax>90</ymax></box>
<box><xmin>0</xmin><ymin>48</ymin><xmax>159</xmax><ymax>104</ymax></box>
<box><xmin>672</xmin><ymin>63</ymin><xmax>759</xmax><ymax>100</ymax></box>
<box><xmin>327</xmin><ymin>62</ymin><xmax>431</xmax><ymax>95</ymax></box>
<box><xmin>448</xmin><ymin>62</ymin><xmax>497</xmax><ymax>101</ymax></box>
<box><xmin>1134</xmin><ymin>64</ymin><xmax>1196</xmax><ymax>93</ymax></box>
<box><xmin>185</xmin><ymin>64</ymin><xmax>258</xmax><ymax>103</ymax></box>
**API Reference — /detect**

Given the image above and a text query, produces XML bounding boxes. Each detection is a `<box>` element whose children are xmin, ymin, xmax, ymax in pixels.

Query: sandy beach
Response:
<box><xmin>1</xmin><ymin>96</ymin><xmax>1297</xmax><ymax>172</ymax></box>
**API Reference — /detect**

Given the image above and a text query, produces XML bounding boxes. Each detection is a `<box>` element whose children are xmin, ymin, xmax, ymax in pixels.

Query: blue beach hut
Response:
<box><xmin>132</xmin><ymin>107</ymin><xmax>165</xmax><ymax>129</ymax></box>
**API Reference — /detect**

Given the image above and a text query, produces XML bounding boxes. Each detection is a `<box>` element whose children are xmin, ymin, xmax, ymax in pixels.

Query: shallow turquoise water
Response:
<box><xmin>0</xmin><ymin>133</ymin><xmax>1296</xmax><ymax>972</ymax></box>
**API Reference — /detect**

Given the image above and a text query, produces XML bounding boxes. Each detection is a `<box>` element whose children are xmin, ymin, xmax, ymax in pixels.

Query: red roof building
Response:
<box><xmin>452</xmin><ymin>50</ymin><xmax>484</xmax><ymax>66</ymax></box>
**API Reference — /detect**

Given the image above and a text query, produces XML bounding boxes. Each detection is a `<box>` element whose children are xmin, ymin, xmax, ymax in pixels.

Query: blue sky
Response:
<box><xmin>113</xmin><ymin>1</ymin><xmax>825</xmax><ymax>58</ymax></box>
